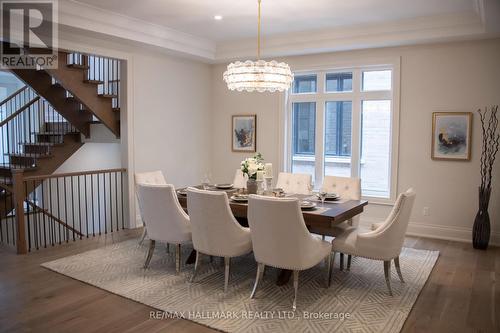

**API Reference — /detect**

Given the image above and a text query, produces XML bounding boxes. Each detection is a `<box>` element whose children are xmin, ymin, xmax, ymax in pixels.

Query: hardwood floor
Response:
<box><xmin>0</xmin><ymin>229</ymin><xmax>498</xmax><ymax>333</ymax></box>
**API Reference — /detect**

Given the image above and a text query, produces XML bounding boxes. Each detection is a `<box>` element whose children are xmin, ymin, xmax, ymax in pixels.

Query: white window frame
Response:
<box><xmin>280</xmin><ymin>58</ymin><xmax>401</xmax><ymax>204</ymax></box>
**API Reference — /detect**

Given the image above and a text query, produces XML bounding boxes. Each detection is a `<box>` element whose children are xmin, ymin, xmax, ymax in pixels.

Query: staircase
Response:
<box><xmin>0</xmin><ymin>49</ymin><xmax>122</xmax><ymax>221</ymax></box>
<box><xmin>10</xmin><ymin>51</ymin><xmax>121</xmax><ymax>138</ymax></box>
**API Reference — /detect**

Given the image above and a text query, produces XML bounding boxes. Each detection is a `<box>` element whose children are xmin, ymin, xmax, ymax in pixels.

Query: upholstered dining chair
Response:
<box><xmin>318</xmin><ymin>176</ymin><xmax>362</xmax><ymax>270</ymax></box>
<box><xmin>233</xmin><ymin>169</ymin><xmax>247</xmax><ymax>189</ymax></box>
<box><xmin>247</xmin><ymin>195</ymin><xmax>332</xmax><ymax>310</ymax></box>
<box><xmin>134</xmin><ymin>170</ymin><xmax>167</xmax><ymax>245</ymax></box>
<box><xmin>136</xmin><ymin>183</ymin><xmax>191</xmax><ymax>274</ymax></box>
<box><xmin>321</xmin><ymin>176</ymin><xmax>361</xmax><ymax>226</ymax></box>
<box><xmin>187</xmin><ymin>187</ymin><xmax>252</xmax><ymax>292</ymax></box>
<box><xmin>331</xmin><ymin>188</ymin><xmax>416</xmax><ymax>295</ymax></box>
<box><xmin>275</xmin><ymin>172</ymin><xmax>312</xmax><ymax>195</ymax></box>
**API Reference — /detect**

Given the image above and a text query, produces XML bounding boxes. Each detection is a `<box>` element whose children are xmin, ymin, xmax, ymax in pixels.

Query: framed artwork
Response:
<box><xmin>232</xmin><ymin>115</ymin><xmax>256</xmax><ymax>152</ymax></box>
<box><xmin>431</xmin><ymin>112</ymin><xmax>472</xmax><ymax>161</ymax></box>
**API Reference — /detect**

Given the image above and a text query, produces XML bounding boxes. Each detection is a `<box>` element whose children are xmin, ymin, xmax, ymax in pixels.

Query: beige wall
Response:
<box><xmin>57</xmin><ymin>30</ymin><xmax>213</xmax><ymax>227</ymax></box>
<box><xmin>131</xmin><ymin>51</ymin><xmax>212</xmax><ymax>188</ymax></box>
<box><xmin>211</xmin><ymin>39</ymin><xmax>500</xmax><ymax>244</ymax></box>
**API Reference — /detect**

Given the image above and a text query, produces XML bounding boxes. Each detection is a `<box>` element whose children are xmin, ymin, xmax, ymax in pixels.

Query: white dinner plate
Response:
<box><xmin>300</xmin><ymin>201</ymin><xmax>317</xmax><ymax>210</ymax></box>
<box><xmin>231</xmin><ymin>195</ymin><xmax>248</xmax><ymax>202</ymax></box>
<box><xmin>215</xmin><ymin>183</ymin><xmax>234</xmax><ymax>189</ymax></box>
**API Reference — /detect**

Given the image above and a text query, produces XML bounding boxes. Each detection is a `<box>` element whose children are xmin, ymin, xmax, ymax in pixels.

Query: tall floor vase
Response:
<box><xmin>472</xmin><ymin>187</ymin><xmax>491</xmax><ymax>250</ymax></box>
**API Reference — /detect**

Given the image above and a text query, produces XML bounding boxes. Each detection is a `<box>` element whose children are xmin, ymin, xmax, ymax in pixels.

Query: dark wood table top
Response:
<box><xmin>176</xmin><ymin>187</ymin><xmax>368</xmax><ymax>232</ymax></box>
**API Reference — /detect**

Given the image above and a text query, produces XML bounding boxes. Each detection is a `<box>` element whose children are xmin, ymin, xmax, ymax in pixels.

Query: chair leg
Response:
<box><xmin>139</xmin><ymin>227</ymin><xmax>147</xmax><ymax>245</ymax></box>
<box><xmin>322</xmin><ymin>235</ymin><xmax>326</xmax><ymax>241</ymax></box>
<box><xmin>394</xmin><ymin>256</ymin><xmax>405</xmax><ymax>283</ymax></box>
<box><xmin>166</xmin><ymin>243</ymin><xmax>169</xmax><ymax>253</ymax></box>
<box><xmin>250</xmin><ymin>263</ymin><xmax>265</xmax><ymax>299</ymax></box>
<box><xmin>339</xmin><ymin>253</ymin><xmax>344</xmax><ymax>271</ymax></box>
<box><xmin>175</xmin><ymin>244</ymin><xmax>181</xmax><ymax>274</ymax></box>
<box><xmin>383</xmin><ymin>260</ymin><xmax>393</xmax><ymax>296</ymax></box>
<box><xmin>190</xmin><ymin>251</ymin><xmax>201</xmax><ymax>282</ymax></box>
<box><xmin>326</xmin><ymin>252</ymin><xmax>333</xmax><ymax>288</ymax></box>
<box><xmin>143</xmin><ymin>239</ymin><xmax>155</xmax><ymax>268</ymax></box>
<box><xmin>224</xmin><ymin>257</ymin><xmax>230</xmax><ymax>293</ymax></box>
<box><xmin>292</xmin><ymin>270</ymin><xmax>299</xmax><ymax>311</ymax></box>
<box><xmin>347</xmin><ymin>255</ymin><xmax>352</xmax><ymax>271</ymax></box>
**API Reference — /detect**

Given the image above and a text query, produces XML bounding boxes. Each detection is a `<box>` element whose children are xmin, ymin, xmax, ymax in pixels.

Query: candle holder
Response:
<box><xmin>256</xmin><ymin>180</ymin><xmax>264</xmax><ymax>195</ymax></box>
<box><xmin>264</xmin><ymin>177</ymin><xmax>273</xmax><ymax>195</ymax></box>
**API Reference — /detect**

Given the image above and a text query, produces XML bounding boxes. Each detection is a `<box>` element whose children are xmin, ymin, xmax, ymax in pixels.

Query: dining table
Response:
<box><xmin>176</xmin><ymin>185</ymin><xmax>368</xmax><ymax>284</ymax></box>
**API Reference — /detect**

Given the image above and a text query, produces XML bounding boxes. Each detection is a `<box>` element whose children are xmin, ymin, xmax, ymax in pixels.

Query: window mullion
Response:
<box><xmin>350</xmin><ymin>69</ymin><xmax>361</xmax><ymax>178</ymax></box>
<box><xmin>315</xmin><ymin>72</ymin><xmax>325</xmax><ymax>189</ymax></box>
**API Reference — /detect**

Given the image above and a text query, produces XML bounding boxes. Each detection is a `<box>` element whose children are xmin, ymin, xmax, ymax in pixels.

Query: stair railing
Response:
<box><xmin>67</xmin><ymin>52</ymin><xmax>121</xmax><ymax>109</ymax></box>
<box><xmin>0</xmin><ymin>97</ymin><xmax>78</xmax><ymax>169</ymax></box>
<box><xmin>5</xmin><ymin>168</ymin><xmax>126</xmax><ymax>253</ymax></box>
<box><xmin>0</xmin><ymin>86</ymin><xmax>37</xmax><ymax>124</ymax></box>
<box><xmin>0</xmin><ymin>182</ymin><xmax>17</xmax><ymax>251</ymax></box>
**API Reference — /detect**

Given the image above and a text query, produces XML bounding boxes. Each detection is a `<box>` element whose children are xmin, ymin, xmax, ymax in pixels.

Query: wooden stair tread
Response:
<box><xmin>112</xmin><ymin>107</ymin><xmax>120</xmax><ymax>112</ymax></box>
<box><xmin>8</xmin><ymin>153</ymin><xmax>52</xmax><ymax>159</ymax></box>
<box><xmin>36</xmin><ymin>131</ymin><xmax>79</xmax><ymax>135</ymax></box>
<box><xmin>19</xmin><ymin>142</ymin><xmax>56</xmax><ymax>146</ymax></box>
<box><xmin>83</xmin><ymin>79</ymin><xmax>104</xmax><ymax>84</ymax></box>
<box><xmin>98</xmin><ymin>94</ymin><xmax>118</xmax><ymax>98</ymax></box>
<box><xmin>66</xmin><ymin>64</ymin><xmax>89</xmax><ymax>69</ymax></box>
<box><xmin>0</xmin><ymin>164</ymin><xmax>37</xmax><ymax>171</ymax></box>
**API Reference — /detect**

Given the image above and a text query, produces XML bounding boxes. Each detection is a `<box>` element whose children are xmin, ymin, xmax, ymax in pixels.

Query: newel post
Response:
<box><xmin>12</xmin><ymin>169</ymin><xmax>27</xmax><ymax>254</ymax></box>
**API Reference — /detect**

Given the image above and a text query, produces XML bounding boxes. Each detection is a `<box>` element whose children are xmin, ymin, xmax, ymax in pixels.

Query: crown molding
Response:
<box><xmin>59</xmin><ymin>0</ymin><xmax>216</xmax><ymax>60</ymax></box>
<box><xmin>214</xmin><ymin>12</ymin><xmax>486</xmax><ymax>62</ymax></box>
<box><xmin>54</xmin><ymin>0</ymin><xmax>499</xmax><ymax>63</ymax></box>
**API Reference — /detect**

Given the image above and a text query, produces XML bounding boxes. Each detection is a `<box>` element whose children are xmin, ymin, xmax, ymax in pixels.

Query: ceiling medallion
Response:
<box><xmin>223</xmin><ymin>0</ymin><xmax>293</xmax><ymax>92</ymax></box>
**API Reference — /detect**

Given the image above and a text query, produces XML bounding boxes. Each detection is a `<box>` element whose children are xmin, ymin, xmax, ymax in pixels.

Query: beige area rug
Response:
<box><xmin>41</xmin><ymin>240</ymin><xmax>439</xmax><ymax>333</ymax></box>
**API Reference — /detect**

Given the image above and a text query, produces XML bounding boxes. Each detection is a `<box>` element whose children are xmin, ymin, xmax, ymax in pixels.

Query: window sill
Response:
<box><xmin>362</xmin><ymin>196</ymin><xmax>394</xmax><ymax>206</ymax></box>
<box><xmin>292</xmin><ymin>155</ymin><xmax>365</xmax><ymax>165</ymax></box>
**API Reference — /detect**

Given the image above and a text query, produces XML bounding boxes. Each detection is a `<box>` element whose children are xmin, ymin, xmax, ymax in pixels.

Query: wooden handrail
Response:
<box><xmin>24</xmin><ymin>199</ymin><xmax>84</xmax><ymax>237</ymax></box>
<box><xmin>0</xmin><ymin>183</ymin><xmax>13</xmax><ymax>193</ymax></box>
<box><xmin>0</xmin><ymin>96</ymin><xmax>40</xmax><ymax>127</ymax></box>
<box><xmin>0</xmin><ymin>86</ymin><xmax>28</xmax><ymax>108</ymax></box>
<box><xmin>23</xmin><ymin>168</ymin><xmax>126</xmax><ymax>181</ymax></box>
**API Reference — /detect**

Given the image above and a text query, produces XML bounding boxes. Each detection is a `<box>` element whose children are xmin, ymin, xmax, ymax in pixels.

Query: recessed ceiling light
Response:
<box><xmin>214</xmin><ymin>15</ymin><xmax>223</xmax><ymax>20</ymax></box>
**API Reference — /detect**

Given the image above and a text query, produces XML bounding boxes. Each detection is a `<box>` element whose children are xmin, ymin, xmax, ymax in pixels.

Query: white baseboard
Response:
<box><xmin>360</xmin><ymin>217</ymin><xmax>500</xmax><ymax>247</ymax></box>
<box><xmin>130</xmin><ymin>214</ymin><xmax>499</xmax><ymax>246</ymax></box>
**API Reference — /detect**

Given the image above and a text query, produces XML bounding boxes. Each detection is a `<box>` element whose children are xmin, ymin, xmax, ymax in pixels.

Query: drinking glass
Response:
<box><xmin>318</xmin><ymin>191</ymin><xmax>327</xmax><ymax>205</ymax></box>
<box><xmin>201</xmin><ymin>173</ymin><xmax>211</xmax><ymax>190</ymax></box>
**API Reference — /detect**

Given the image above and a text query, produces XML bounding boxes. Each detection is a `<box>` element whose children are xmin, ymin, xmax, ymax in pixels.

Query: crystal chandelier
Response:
<box><xmin>223</xmin><ymin>0</ymin><xmax>293</xmax><ymax>92</ymax></box>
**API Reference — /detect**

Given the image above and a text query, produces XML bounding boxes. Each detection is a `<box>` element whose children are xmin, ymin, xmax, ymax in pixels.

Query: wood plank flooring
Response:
<box><xmin>0</xmin><ymin>229</ymin><xmax>498</xmax><ymax>333</ymax></box>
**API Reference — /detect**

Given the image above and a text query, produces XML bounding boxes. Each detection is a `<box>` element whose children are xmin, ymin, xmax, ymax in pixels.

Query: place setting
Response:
<box><xmin>308</xmin><ymin>191</ymin><xmax>343</xmax><ymax>204</ymax></box>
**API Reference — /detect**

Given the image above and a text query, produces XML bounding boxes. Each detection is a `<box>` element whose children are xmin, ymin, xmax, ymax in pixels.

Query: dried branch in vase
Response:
<box><xmin>478</xmin><ymin>105</ymin><xmax>499</xmax><ymax>192</ymax></box>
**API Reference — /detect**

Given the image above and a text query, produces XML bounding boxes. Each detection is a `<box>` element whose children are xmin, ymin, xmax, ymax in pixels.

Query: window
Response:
<box><xmin>326</xmin><ymin>72</ymin><xmax>352</xmax><ymax>92</ymax></box>
<box><xmin>292</xmin><ymin>102</ymin><xmax>316</xmax><ymax>155</ymax></box>
<box><xmin>325</xmin><ymin>101</ymin><xmax>352</xmax><ymax>156</ymax></box>
<box><xmin>292</xmin><ymin>75</ymin><xmax>317</xmax><ymax>94</ymax></box>
<box><xmin>362</xmin><ymin>70</ymin><xmax>392</xmax><ymax>91</ymax></box>
<box><xmin>361</xmin><ymin>100</ymin><xmax>391</xmax><ymax>197</ymax></box>
<box><xmin>286</xmin><ymin>64</ymin><xmax>398</xmax><ymax>200</ymax></box>
<box><xmin>291</xmin><ymin>102</ymin><xmax>316</xmax><ymax>178</ymax></box>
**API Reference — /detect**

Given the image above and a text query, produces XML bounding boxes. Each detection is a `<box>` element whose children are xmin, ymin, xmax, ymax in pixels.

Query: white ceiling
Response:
<box><xmin>59</xmin><ymin>0</ymin><xmax>500</xmax><ymax>61</ymax></box>
<box><xmin>71</xmin><ymin>0</ymin><xmax>476</xmax><ymax>42</ymax></box>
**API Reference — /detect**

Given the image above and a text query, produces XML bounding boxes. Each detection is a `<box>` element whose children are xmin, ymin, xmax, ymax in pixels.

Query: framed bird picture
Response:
<box><xmin>431</xmin><ymin>112</ymin><xmax>472</xmax><ymax>161</ymax></box>
<box><xmin>232</xmin><ymin>115</ymin><xmax>256</xmax><ymax>152</ymax></box>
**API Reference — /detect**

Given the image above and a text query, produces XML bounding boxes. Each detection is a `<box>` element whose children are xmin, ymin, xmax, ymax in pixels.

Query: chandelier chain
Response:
<box><xmin>257</xmin><ymin>0</ymin><xmax>261</xmax><ymax>59</ymax></box>
<box><xmin>222</xmin><ymin>0</ymin><xmax>293</xmax><ymax>92</ymax></box>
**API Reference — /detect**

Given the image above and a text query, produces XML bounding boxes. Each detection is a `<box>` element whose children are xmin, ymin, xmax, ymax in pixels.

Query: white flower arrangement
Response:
<box><xmin>240</xmin><ymin>153</ymin><xmax>264</xmax><ymax>180</ymax></box>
